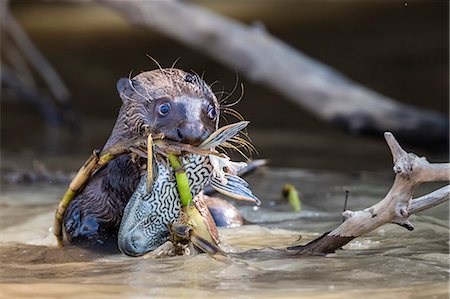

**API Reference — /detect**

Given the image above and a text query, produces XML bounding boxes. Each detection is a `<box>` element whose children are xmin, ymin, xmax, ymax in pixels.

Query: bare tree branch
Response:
<box><xmin>409</xmin><ymin>185</ymin><xmax>449</xmax><ymax>215</ymax></box>
<box><xmin>98</xmin><ymin>0</ymin><xmax>448</xmax><ymax>148</ymax></box>
<box><xmin>289</xmin><ymin>132</ymin><xmax>449</xmax><ymax>255</ymax></box>
<box><xmin>1</xmin><ymin>5</ymin><xmax>70</xmax><ymax>103</ymax></box>
<box><xmin>1</xmin><ymin>64</ymin><xmax>62</xmax><ymax>125</ymax></box>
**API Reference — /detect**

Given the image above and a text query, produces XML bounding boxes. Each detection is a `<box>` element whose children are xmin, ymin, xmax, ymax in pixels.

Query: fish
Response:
<box><xmin>118</xmin><ymin>121</ymin><xmax>260</xmax><ymax>256</ymax></box>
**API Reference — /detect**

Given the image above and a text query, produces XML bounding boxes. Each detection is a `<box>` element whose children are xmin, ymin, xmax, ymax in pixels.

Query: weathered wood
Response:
<box><xmin>98</xmin><ymin>0</ymin><xmax>448</xmax><ymax>149</ymax></box>
<box><xmin>290</xmin><ymin>132</ymin><xmax>449</xmax><ymax>255</ymax></box>
<box><xmin>409</xmin><ymin>185</ymin><xmax>450</xmax><ymax>215</ymax></box>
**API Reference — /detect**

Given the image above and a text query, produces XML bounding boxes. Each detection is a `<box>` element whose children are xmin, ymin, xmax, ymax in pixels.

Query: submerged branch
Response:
<box><xmin>290</xmin><ymin>132</ymin><xmax>449</xmax><ymax>255</ymax></box>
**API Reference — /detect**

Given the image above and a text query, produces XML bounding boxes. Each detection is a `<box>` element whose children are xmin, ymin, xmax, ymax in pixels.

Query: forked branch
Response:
<box><xmin>290</xmin><ymin>132</ymin><xmax>449</xmax><ymax>255</ymax></box>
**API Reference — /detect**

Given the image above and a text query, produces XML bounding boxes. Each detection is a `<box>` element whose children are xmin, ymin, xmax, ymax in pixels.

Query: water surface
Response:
<box><xmin>1</xmin><ymin>168</ymin><xmax>448</xmax><ymax>299</ymax></box>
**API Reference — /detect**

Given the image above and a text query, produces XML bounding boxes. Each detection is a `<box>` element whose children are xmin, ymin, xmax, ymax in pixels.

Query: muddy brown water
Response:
<box><xmin>0</xmin><ymin>168</ymin><xmax>448</xmax><ymax>299</ymax></box>
<box><xmin>1</xmin><ymin>2</ymin><xmax>449</xmax><ymax>298</ymax></box>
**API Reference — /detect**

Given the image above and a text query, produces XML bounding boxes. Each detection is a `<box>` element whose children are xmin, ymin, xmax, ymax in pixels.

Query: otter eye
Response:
<box><xmin>158</xmin><ymin>103</ymin><xmax>171</xmax><ymax>116</ymax></box>
<box><xmin>207</xmin><ymin>104</ymin><xmax>217</xmax><ymax>120</ymax></box>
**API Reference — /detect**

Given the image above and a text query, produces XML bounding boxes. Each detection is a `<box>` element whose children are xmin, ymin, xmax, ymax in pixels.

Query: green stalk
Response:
<box><xmin>168</xmin><ymin>154</ymin><xmax>193</xmax><ymax>207</ymax></box>
<box><xmin>168</xmin><ymin>153</ymin><xmax>221</xmax><ymax>255</ymax></box>
<box><xmin>283</xmin><ymin>184</ymin><xmax>302</xmax><ymax>212</ymax></box>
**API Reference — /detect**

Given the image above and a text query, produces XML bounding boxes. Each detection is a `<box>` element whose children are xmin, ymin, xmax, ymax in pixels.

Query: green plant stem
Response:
<box><xmin>168</xmin><ymin>154</ymin><xmax>193</xmax><ymax>207</ymax></box>
<box><xmin>283</xmin><ymin>184</ymin><xmax>301</xmax><ymax>212</ymax></box>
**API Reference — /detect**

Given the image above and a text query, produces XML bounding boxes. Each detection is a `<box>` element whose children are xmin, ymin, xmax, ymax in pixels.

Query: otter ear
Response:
<box><xmin>116</xmin><ymin>77</ymin><xmax>133</xmax><ymax>103</ymax></box>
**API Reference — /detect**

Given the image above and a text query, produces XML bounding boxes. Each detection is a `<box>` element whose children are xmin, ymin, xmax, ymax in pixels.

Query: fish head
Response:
<box><xmin>118</xmin><ymin>223</ymin><xmax>170</xmax><ymax>257</ymax></box>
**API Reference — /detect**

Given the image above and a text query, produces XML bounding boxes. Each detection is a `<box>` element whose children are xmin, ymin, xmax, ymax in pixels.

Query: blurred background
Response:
<box><xmin>1</xmin><ymin>0</ymin><xmax>448</xmax><ymax>174</ymax></box>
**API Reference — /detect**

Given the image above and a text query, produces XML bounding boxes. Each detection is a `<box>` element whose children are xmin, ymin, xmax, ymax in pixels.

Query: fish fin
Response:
<box><xmin>199</xmin><ymin>121</ymin><xmax>249</xmax><ymax>150</ymax></box>
<box><xmin>210</xmin><ymin>173</ymin><xmax>261</xmax><ymax>205</ymax></box>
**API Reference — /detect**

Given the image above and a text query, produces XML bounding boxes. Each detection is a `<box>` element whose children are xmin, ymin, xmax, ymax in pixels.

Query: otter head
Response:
<box><xmin>116</xmin><ymin>68</ymin><xmax>219</xmax><ymax>146</ymax></box>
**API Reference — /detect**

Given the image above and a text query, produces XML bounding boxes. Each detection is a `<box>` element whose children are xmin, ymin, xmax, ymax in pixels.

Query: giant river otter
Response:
<box><xmin>62</xmin><ymin>68</ymin><xmax>220</xmax><ymax>249</ymax></box>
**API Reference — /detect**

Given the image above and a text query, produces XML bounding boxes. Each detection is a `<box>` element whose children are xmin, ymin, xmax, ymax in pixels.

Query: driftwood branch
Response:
<box><xmin>1</xmin><ymin>4</ymin><xmax>70</xmax><ymax>103</ymax></box>
<box><xmin>1</xmin><ymin>1</ymin><xmax>80</xmax><ymax>131</ymax></box>
<box><xmin>2</xmin><ymin>64</ymin><xmax>62</xmax><ymax>125</ymax></box>
<box><xmin>409</xmin><ymin>186</ymin><xmax>449</xmax><ymax>215</ymax></box>
<box><xmin>98</xmin><ymin>0</ymin><xmax>448</xmax><ymax>149</ymax></box>
<box><xmin>289</xmin><ymin>132</ymin><xmax>449</xmax><ymax>255</ymax></box>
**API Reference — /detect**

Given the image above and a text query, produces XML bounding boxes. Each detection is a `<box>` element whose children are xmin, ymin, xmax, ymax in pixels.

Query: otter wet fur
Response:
<box><xmin>118</xmin><ymin>122</ymin><xmax>260</xmax><ymax>256</ymax></box>
<box><xmin>62</xmin><ymin>68</ymin><xmax>221</xmax><ymax>249</ymax></box>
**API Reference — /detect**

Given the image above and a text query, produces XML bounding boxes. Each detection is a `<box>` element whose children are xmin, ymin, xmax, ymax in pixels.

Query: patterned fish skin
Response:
<box><xmin>118</xmin><ymin>154</ymin><xmax>213</xmax><ymax>256</ymax></box>
<box><xmin>118</xmin><ymin>121</ymin><xmax>259</xmax><ymax>257</ymax></box>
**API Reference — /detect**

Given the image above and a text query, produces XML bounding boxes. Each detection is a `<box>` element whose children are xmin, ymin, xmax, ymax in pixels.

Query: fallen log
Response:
<box><xmin>97</xmin><ymin>0</ymin><xmax>449</xmax><ymax>149</ymax></box>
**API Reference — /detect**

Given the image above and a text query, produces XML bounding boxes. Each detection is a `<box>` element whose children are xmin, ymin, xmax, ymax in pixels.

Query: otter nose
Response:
<box><xmin>176</xmin><ymin>122</ymin><xmax>207</xmax><ymax>146</ymax></box>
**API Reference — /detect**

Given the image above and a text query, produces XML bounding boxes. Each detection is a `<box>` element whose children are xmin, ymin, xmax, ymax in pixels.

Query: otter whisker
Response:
<box><xmin>128</xmin><ymin>70</ymin><xmax>134</xmax><ymax>80</ymax></box>
<box><xmin>222</xmin><ymin>141</ymin><xmax>250</xmax><ymax>161</ymax></box>
<box><xmin>219</xmin><ymin>114</ymin><xmax>229</xmax><ymax>125</ymax></box>
<box><xmin>127</xmin><ymin>69</ymin><xmax>153</xmax><ymax>101</ymax></box>
<box><xmin>212</xmin><ymin>125</ymin><xmax>256</xmax><ymax>158</ymax></box>
<box><xmin>219</xmin><ymin>72</ymin><xmax>240</xmax><ymax>105</ymax></box>
<box><xmin>190</xmin><ymin>69</ymin><xmax>200</xmax><ymax>78</ymax></box>
<box><xmin>216</xmin><ymin>145</ymin><xmax>234</xmax><ymax>160</ymax></box>
<box><xmin>240</xmin><ymin>134</ymin><xmax>257</xmax><ymax>155</ymax></box>
<box><xmin>188</xmin><ymin>69</ymin><xmax>215</xmax><ymax>97</ymax></box>
<box><xmin>145</xmin><ymin>54</ymin><xmax>165</xmax><ymax>74</ymax></box>
<box><xmin>129</xmin><ymin>78</ymin><xmax>152</xmax><ymax>102</ymax></box>
<box><xmin>216</xmin><ymin>145</ymin><xmax>227</xmax><ymax>155</ymax></box>
<box><xmin>209</xmin><ymin>80</ymin><xmax>220</xmax><ymax>90</ymax></box>
<box><xmin>231</xmin><ymin>136</ymin><xmax>258</xmax><ymax>156</ymax></box>
<box><xmin>221</xmin><ymin>107</ymin><xmax>245</xmax><ymax>121</ymax></box>
<box><xmin>228</xmin><ymin>138</ymin><xmax>253</xmax><ymax>156</ymax></box>
<box><xmin>214</xmin><ymin>83</ymin><xmax>230</xmax><ymax>103</ymax></box>
<box><xmin>222</xmin><ymin>83</ymin><xmax>244</xmax><ymax>108</ymax></box>
<box><xmin>200</xmin><ymin>70</ymin><xmax>206</xmax><ymax>82</ymax></box>
<box><xmin>231</xmin><ymin>135</ymin><xmax>254</xmax><ymax>150</ymax></box>
<box><xmin>215</xmin><ymin>90</ymin><xmax>228</xmax><ymax>102</ymax></box>
<box><xmin>171</xmin><ymin>57</ymin><xmax>182</xmax><ymax>69</ymax></box>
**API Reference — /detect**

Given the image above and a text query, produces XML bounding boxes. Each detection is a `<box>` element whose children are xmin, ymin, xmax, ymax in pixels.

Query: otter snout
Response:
<box><xmin>173</xmin><ymin>121</ymin><xmax>209</xmax><ymax>146</ymax></box>
<box><xmin>150</xmin><ymin>97</ymin><xmax>217</xmax><ymax>146</ymax></box>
